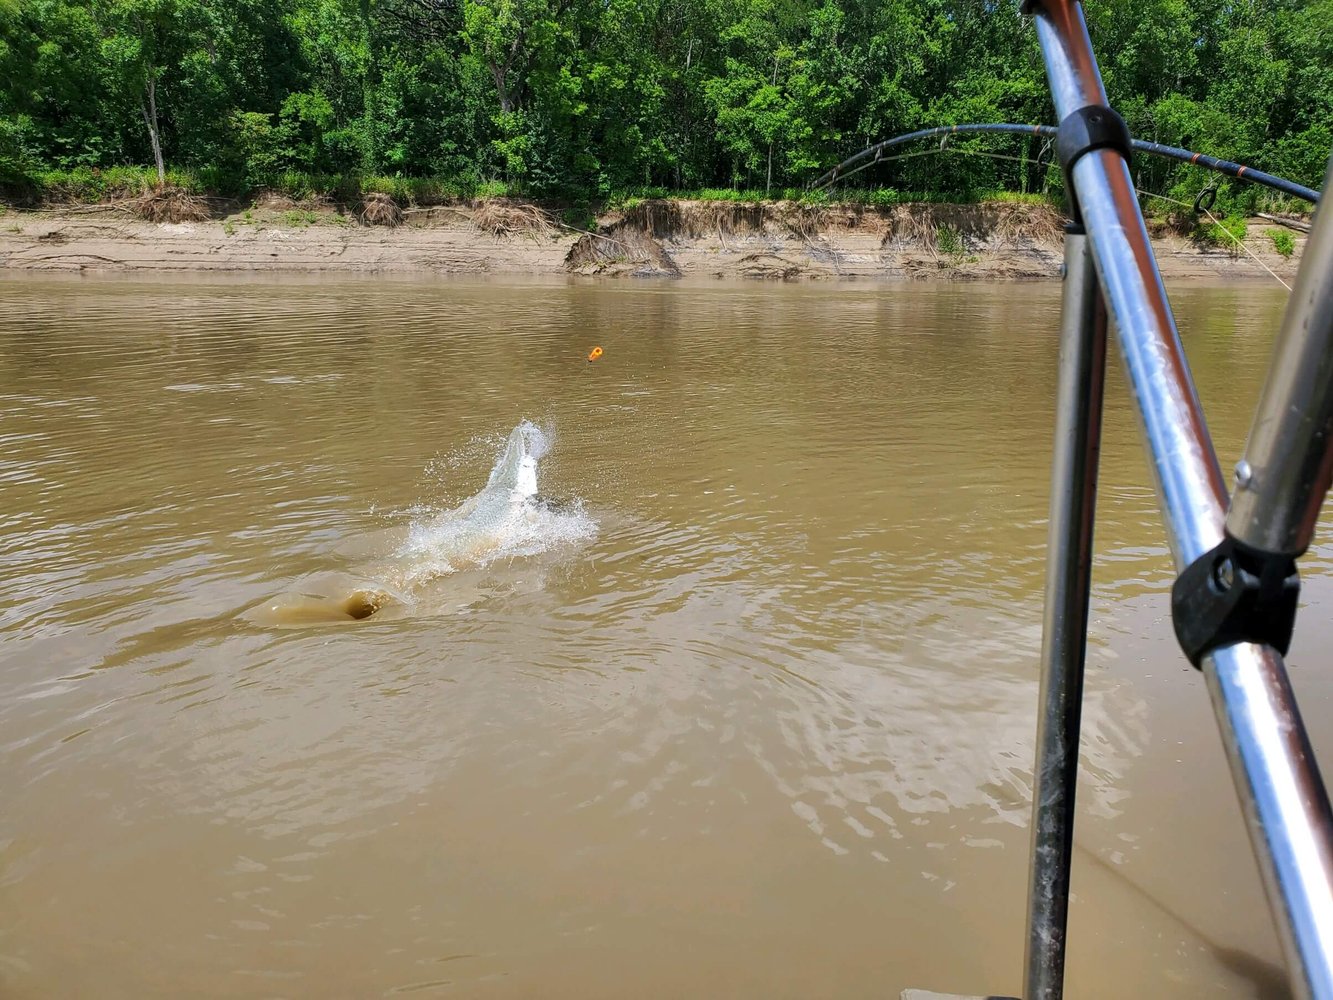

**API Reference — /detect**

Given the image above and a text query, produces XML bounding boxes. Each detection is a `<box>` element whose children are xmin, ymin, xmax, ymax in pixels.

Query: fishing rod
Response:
<box><xmin>812</xmin><ymin>123</ymin><xmax>1321</xmax><ymax>204</ymax></box>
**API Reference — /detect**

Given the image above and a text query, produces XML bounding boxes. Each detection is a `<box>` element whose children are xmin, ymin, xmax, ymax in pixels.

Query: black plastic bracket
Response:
<box><xmin>1171</xmin><ymin>534</ymin><xmax>1300</xmax><ymax>668</ymax></box>
<box><xmin>1056</xmin><ymin>105</ymin><xmax>1132</xmax><ymax>223</ymax></box>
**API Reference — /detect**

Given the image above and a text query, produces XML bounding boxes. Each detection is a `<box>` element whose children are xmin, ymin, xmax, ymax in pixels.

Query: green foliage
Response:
<box><xmin>472</xmin><ymin>179</ymin><xmax>512</xmax><ymax>199</ymax></box>
<box><xmin>936</xmin><ymin>224</ymin><xmax>964</xmax><ymax>258</ymax></box>
<box><xmin>231</xmin><ymin>112</ymin><xmax>283</xmax><ymax>186</ymax></box>
<box><xmin>561</xmin><ymin>201</ymin><xmax>596</xmax><ymax>232</ymax></box>
<box><xmin>1195</xmin><ymin>213</ymin><xmax>1249</xmax><ymax>254</ymax></box>
<box><xmin>1</xmin><ymin>0</ymin><xmax>1329</xmax><ymax>204</ymax></box>
<box><xmin>692</xmin><ymin>187</ymin><xmax>764</xmax><ymax>202</ymax></box>
<box><xmin>828</xmin><ymin>188</ymin><xmax>954</xmax><ymax>206</ymax></box>
<box><xmin>978</xmin><ymin>190</ymin><xmax>1063</xmax><ymax>208</ymax></box>
<box><xmin>20</xmin><ymin>165</ymin><xmax>204</xmax><ymax>201</ymax></box>
<box><xmin>280</xmin><ymin>208</ymin><xmax>321</xmax><ymax>226</ymax></box>
<box><xmin>1268</xmin><ymin>228</ymin><xmax>1296</xmax><ymax>257</ymax></box>
<box><xmin>863</xmin><ymin>189</ymin><xmax>906</xmax><ymax>208</ymax></box>
<box><xmin>0</xmin><ymin>115</ymin><xmax>40</xmax><ymax>188</ymax></box>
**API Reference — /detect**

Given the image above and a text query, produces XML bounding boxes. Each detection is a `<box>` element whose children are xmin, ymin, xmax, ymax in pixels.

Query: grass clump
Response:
<box><xmin>830</xmin><ymin>188</ymin><xmax>960</xmax><ymax>207</ymax></box>
<box><xmin>363</xmin><ymin>175</ymin><xmax>464</xmax><ymax>205</ymax></box>
<box><xmin>280</xmin><ymin>208</ymin><xmax>322</xmax><ymax>227</ymax></box>
<box><xmin>1194</xmin><ymin>213</ymin><xmax>1248</xmax><ymax>255</ymax></box>
<box><xmin>977</xmin><ymin>189</ymin><xmax>1063</xmax><ymax>208</ymax></box>
<box><xmin>1268</xmin><ymin>228</ymin><xmax>1296</xmax><ymax>258</ymax></box>
<box><xmin>692</xmin><ymin>187</ymin><xmax>767</xmax><ymax>202</ymax></box>
<box><xmin>935</xmin><ymin>224</ymin><xmax>964</xmax><ymax>258</ymax></box>
<box><xmin>472</xmin><ymin>179</ymin><xmax>512</xmax><ymax>200</ymax></box>
<box><xmin>25</xmin><ymin>166</ymin><xmax>206</xmax><ymax>203</ymax></box>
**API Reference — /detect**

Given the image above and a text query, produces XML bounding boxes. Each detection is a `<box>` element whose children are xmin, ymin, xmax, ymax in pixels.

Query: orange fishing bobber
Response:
<box><xmin>587</xmin><ymin>346</ymin><xmax>604</xmax><ymax>362</ymax></box>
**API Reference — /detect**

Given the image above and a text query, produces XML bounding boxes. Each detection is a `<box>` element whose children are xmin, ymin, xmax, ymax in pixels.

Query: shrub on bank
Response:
<box><xmin>0</xmin><ymin>167</ymin><xmax>516</xmax><ymax>209</ymax></box>
<box><xmin>1194</xmin><ymin>213</ymin><xmax>1249</xmax><ymax>255</ymax></box>
<box><xmin>21</xmin><ymin>166</ymin><xmax>206</xmax><ymax>202</ymax></box>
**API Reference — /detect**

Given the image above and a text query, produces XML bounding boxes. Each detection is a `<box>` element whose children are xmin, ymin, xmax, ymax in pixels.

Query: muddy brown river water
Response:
<box><xmin>1</xmin><ymin>274</ymin><xmax>1328</xmax><ymax>998</ymax></box>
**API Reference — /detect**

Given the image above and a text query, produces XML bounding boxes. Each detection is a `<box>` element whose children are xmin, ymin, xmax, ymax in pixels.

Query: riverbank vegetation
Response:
<box><xmin>3</xmin><ymin>0</ymin><xmax>1327</xmax><ymax>216</ymax></box>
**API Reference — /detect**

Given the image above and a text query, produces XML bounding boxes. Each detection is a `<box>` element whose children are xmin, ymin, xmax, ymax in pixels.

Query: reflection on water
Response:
<box><xmin>0</xmin><ymin>274</ymin><xmax>1316</xmax><ymax>998</ymax></box>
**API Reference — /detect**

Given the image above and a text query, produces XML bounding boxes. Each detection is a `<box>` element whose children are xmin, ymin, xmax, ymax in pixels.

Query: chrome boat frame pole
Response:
<box><xmin>1021</xmin><ymin>2</ymin><xmax>1333</xmax><ymax>998</ymax></box>
<box><xmin>1022</xmin><ymin>227</ymin><xmax>1107</xmax><ymax>1000</ymax></box>
<box><xmin>1214</xmin><ymin>150</ymin><xmax>1333</xmax><ymax>999</ymax></box>
<box><xmin>1228</xmin><ymin>152</ymin><xmax>1333</xmax><ymax>561</ymax></box>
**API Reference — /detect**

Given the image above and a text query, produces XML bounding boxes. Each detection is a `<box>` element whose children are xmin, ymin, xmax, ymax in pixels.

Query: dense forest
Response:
<box><xmin>2</xmin><ymin>0</ymin><xmax>1329</xmax><ymax>205</ymax></box>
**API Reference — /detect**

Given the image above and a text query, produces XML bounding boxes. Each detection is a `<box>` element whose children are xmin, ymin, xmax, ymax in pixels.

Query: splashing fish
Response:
<box><xmin>248</xmin><ymin>421</ymin><xmax>595</xmax><ymax>625</ymax></box>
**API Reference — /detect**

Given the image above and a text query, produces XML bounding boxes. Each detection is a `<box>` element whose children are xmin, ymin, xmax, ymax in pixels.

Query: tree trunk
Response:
<box><xmin>140</xmin><ymin>75</ymin><xmax>165</xmax><ymax>185</ymax></box>
<box><xmin>1029</xmin><ymin>132</ymin><xmax>1052</xmax><ymax>195</ymax></box>
<box><xmin>489</xmin><ymin>31</ymin><xmax>525</xmax><ymax>115</ymax></box>
<box><xmin>360</xmin><ymin>0</ymin><xmax>380</xmax><ymax>170</ymax></box>
<box><xmin>491</xmin><ymin>61</ymin><xmax>512</xmax><ymax>113</ymax></box>
<box><xmin>767</xmin><ymin>54</ymin><xmax>780</xmax><ymax>196</ymax></box>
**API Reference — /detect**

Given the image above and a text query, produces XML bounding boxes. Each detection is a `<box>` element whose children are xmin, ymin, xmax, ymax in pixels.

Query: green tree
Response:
<box><xmin>1</xmin><ymin>0</ymin><xmax>1329</xmax><ymax>203</ymax></box>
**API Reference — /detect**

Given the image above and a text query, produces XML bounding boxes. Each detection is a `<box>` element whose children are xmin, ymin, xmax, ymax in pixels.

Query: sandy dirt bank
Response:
<box><xmin>0</xmin><ymin>199</ymin><xmax>1305</xmax><ymax>283</ymax></box>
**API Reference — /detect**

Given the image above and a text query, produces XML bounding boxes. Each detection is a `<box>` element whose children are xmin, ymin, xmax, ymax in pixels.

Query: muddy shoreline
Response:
<box><xmin>0</xmin><ymin>198</ymin><xmax>1304</xmax><ymax>282</ymax></box>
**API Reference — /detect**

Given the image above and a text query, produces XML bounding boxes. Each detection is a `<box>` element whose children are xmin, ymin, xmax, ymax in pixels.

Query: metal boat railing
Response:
<box><xmin>904</xmin><ymin>3</ymin><xmax>1333</xmax><ymax>998</ymax></box>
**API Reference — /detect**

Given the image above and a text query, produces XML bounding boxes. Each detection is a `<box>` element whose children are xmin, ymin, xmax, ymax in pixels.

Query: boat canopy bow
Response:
<box><xmin>812</xmin><ymin>122</ymin><xmax>1320</xmax><ymax>205</ymax></box>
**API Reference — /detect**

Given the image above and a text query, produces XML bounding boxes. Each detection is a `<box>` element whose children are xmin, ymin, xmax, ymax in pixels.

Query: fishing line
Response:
<box><xmin>810</xmin><ymin>148</ymin><xmax>958</xmax><ymax>189</ymax></box>
<box><xmin>1136</xmin><ymin>187</ymin><xmax>1293</xmax><ymax>291</ymax></box>
<box><xmin>812</xmin><ymin>141</ymin><xmax>1296</xmax><ymax>291</ymax></box>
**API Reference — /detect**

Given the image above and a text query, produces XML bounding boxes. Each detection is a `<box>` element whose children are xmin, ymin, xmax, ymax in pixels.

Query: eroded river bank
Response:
<box><xmin>0</xmin><ymin>198</ymin><xmax>1305</xmax><ymax>282</ymax></box>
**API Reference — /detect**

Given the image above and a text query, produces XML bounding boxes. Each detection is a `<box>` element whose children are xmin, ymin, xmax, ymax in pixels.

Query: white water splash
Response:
<box><xmin>396</xmin><ymin>421</ymin><xmax>595</xmax><ymax>587</ymax></box>
<box><xmin>250</xmin><ymin>420</ymin><xmax>596</xmax><ymax>624</ymax></box>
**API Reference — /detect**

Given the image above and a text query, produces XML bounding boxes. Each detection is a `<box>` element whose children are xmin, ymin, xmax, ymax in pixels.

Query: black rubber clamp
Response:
<box><xmin>1194</xmin><ymin>184</ymin><xmax>1218</xmax><ymax>213</ymax></box>
<box><xmin>1171</xmin><ymin>534</ymin><xmax>1300</xmax><ymax>668</ymax></box>
<box><xmin>1056</xmin><ymin>105</ymin><xmax>1132</xmax><ymax>222</ymax></box>
<box><xmin>1056</xmin><ymin>106</ymin><xmax>1132</xmax><ymax>170</ymax></box>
